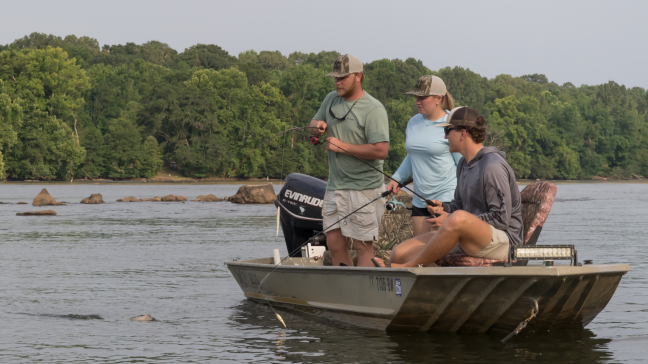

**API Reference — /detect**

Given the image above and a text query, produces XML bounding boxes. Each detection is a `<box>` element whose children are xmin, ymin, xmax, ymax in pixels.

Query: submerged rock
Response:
<box><xmin>193</xmin><ymin>194</ymin><xmax>222</xmax><ymax>202</ymax></box>
<box><xmin>32</xmin><ymin>188</ymin><xmax>65</xmax><ymax>206</ymax></box>
<box><xmin>80</xmin><ymin>193</ymin><xmax>104</xmax><ymax>204</ymax></box>
<box><xmin>117</xmin><ymin>196</ymin><xmax>141</xmax><ymax>202</ymax></box>
<box><xmin>130</xmin><ymin>314</ymin><xmax>157</xmax><ymax>322</ymax></box>
<box><xmin>141</xmin><ymin>196</ymin><xmax>162</xmax><ymax>202</ymax></box>
<box><xmin>161</xmin><ymin>194</ymin><xmax>187</xmax><ymax>202</ymax></box>
<box><xmin>17</xmin><ymin>201</ymin><xmax>27</xmax><ymax>204</ymax></box>
<box><xmin>17</xmin><ymin>210</ymin><xmax>57</xmax><ymax>216</ymax></box>
<box><xmin>229</xmin><ymin>184</ymin><xmax>276</xmax><ymax>204</ymax></box>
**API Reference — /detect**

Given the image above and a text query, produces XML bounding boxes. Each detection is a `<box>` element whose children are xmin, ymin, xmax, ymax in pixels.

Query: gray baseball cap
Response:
<box><xmin>405</xmin><ymin>75</ymin><xmax>447</xmax><ymax>96</ymax></box>
<box><xmin>435</xmin><ymin>107</ymin><xmax>481</xmax><ymax>127</ymax></box>
<box><xmin>326</xmin><ymin>54</ymin><xmax>363</xmax><ymax>77</ymax></box>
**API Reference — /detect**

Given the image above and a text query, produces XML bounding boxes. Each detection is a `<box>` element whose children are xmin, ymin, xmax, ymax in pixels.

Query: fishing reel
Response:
<box><xmin>385</xmin><ymin>196</ymin><xmax>407</xmax><ymax>211</ymax></box>
<box><xmin>310</xmin><ymin>136</ymin><xmax>324</xmax><ymax>146</ymax></box>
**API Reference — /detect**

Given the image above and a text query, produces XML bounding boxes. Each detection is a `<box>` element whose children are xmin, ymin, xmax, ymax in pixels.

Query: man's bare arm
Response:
<box><xmin>326</xmin><ymin>137</ymin><xmax>389</xmax><ymax>160</ymax></box>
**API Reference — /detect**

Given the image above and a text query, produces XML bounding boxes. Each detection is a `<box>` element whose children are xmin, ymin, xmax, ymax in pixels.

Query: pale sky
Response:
<box><xmin>2</xmin><ymin>0</ymin><xmax>647</xmax><ymax>89</ymax></box>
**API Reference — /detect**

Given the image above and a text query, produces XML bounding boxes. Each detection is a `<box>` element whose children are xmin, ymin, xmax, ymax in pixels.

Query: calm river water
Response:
<box><xmin>0</xmin><ymin>182</ymin><xmax>646</xmax><ymax>363</ymax></box>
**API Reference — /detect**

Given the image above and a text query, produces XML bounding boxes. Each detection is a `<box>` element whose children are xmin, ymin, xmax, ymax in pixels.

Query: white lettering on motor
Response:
<box><xmin>284</xmin><ymin>189</ymin><xmax>324</xmax><ymax>208</ymax></box>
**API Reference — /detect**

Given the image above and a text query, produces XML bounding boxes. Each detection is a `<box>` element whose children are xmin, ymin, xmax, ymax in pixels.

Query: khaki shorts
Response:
<box><xmin>322</xmin><ymin>187</ymin><xmax>385</xmax><ymax>242</ymax></box>
<box><xmin>449</xmin><ymin>225</ymin><xmax>510</xmax><ymax>260</ymax></box>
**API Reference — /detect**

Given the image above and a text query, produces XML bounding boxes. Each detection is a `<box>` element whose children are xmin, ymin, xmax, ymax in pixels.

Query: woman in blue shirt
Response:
<box><xmin>387</xmin><ymin>75</ymin><xmax>461</xmax><ymax>236</ymax></box>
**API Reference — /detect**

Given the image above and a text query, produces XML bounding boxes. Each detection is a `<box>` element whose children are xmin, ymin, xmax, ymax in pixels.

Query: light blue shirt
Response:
<box><xmin>391</xmin><ymin>111</ymin><xmax>462</xmax><ymax>208</ymax></box>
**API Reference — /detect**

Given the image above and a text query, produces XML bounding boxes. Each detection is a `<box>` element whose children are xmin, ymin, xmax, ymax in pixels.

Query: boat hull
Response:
<box><xmin>227</xmin><ymin>258</ymin><xmax>629</xmax><ymax>332</ymax></box>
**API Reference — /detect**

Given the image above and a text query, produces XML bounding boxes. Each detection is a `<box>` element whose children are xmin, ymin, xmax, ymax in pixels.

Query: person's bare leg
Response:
<box><xmin>393</xmin><ymin>211</ymin><xmax>493</xmax><ymax>268</ymax></box>
<box><xmin>353</xmin><ymin>240</ymin><xmax>374</xmax><ymax>267</ymax></box>
<box><xmin>390</xmin><ymin>231</ymin><xmax>436</xmax><ymax>263</ymax></box>
<box><xmin>326</xmin><ymin>229</ymin><xmax>353</xmax><ymax>266</ymax></box>
<box><xmin>412</xmin><ymin>216</ymin><xmax>431</xmax><ymax>237</ymax></box>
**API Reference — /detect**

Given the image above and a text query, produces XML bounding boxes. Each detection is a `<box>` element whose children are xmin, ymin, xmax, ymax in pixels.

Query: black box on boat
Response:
<box><xmin>275</xmin><ymin>173</ymin><xmax>327</xmax><ymax>256</ymax></box>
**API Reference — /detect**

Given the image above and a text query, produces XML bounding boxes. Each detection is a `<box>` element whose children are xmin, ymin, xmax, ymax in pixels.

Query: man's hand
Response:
<box><xmin>326</xmin><ymin>137</ymin><xmax>346</xmax><ymax>153</ymax></box>
<box><xmin>387</xmin><ymin>180</ymin><xmax>401</xmax><ymax>195</ymax></box>
<box><xmin>310</xmin><ymin>119</ymin><xmax>327</xmax><ymax>136</ymax></box>
<box><xmin>426</xmin><ymin>210</ymin><xmax>449</xmax><ymax>230</ymax></box>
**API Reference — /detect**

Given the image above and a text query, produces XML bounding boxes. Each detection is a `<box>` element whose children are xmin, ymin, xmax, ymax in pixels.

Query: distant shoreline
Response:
<box><xmin>1</xmin><ymin>178</ymin><xmax>647</xmax><ymax>186</ymax></box>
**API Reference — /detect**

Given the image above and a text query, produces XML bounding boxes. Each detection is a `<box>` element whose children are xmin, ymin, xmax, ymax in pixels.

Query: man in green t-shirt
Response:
<box><xmin>310</xmin><ymin>54</ymin><xmax>390</xmax><ymax>267</ymax></box>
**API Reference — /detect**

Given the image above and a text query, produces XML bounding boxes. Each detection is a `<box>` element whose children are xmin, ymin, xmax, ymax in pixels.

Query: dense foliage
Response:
<box><xmin>1</xmin><ymin>32</ymin><xmax>647</xmax><ymax>180</ymax></box>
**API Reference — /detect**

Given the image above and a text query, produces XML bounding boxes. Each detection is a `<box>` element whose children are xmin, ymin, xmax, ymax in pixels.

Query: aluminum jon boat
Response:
<box><xmin>227</xmin><ymin>175</ymin><xmax>629</xmax><ymax>333</ymax></box>
<box><xmin>227</xmin><ymin>258</ymin><xmax>629</xmax><ymax>332</ymax></box>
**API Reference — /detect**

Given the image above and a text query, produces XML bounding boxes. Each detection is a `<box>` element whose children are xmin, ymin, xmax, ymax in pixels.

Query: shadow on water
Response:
<box><xmin>228</xmin><ymin>301</ymin><xmax>614</xmax><ymax>364</ymax></box>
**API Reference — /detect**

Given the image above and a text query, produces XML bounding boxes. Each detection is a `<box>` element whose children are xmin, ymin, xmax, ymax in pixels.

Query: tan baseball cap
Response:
<box><xmin>326</xmin><ymin>54</ymin><xmax>363</xmax><ymax>77</ymax></box>
<box><xmin>435</xmin><ymin>106</ymin><xmax>481</xmax><ymax>127</ymax></box>
<box><xmin>405</xmin><ymin>75</ymin><xmax>447</xmax><ymax>96</ymax></box>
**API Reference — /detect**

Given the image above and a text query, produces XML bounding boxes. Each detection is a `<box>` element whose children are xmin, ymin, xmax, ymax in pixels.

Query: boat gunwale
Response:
<box><xmin>226</xmin><ymin>258</ymin><xmax>630</xmax><ymax>277</ymax></box>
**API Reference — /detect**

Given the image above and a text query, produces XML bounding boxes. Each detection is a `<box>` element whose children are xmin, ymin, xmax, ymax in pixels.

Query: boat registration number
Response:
<box><xmin>369</xmin><ymin>275</ymin><xmax>400</xmax><ymax>296</ymax></box>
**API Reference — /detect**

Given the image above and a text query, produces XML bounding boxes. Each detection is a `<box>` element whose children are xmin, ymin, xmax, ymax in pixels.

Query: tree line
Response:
<box><xmin>0</xmin><ymin>32</ymin><xmax>646</xmax><ymax>181</ymax></box>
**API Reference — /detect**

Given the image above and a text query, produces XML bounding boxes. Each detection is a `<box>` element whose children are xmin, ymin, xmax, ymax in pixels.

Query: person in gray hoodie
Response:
<box><xmin>372</xmin><ymin>107</ymin><xmax>523</xmax><ymax>267</ymax></box>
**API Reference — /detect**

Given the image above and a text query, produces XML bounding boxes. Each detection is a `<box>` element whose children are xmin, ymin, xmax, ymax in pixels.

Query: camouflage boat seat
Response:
<box><xmin>435</xmin><ymin>181</ymin><xmax>558</xmax><ymax>267</ymax></box>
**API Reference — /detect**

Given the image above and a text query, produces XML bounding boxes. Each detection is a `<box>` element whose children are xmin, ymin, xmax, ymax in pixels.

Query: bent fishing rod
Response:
<box><xmin>230</xmin><ymin>124</ymin><xmax>439</xmax><ymax>207</ymax></box>
<box><xmin>314</xmin><ymin>136</ymin><xmax>439</xmax><ymax>208</ymax></box>
<box><xmin>228</xmin><ymin>126</ymin><xmax>316</xmax><ymax>177</ymax></box>
<box><xmin>256</xmin><ymin>188</ymin><xmax>393</xmax><ymax>328</ymax></box>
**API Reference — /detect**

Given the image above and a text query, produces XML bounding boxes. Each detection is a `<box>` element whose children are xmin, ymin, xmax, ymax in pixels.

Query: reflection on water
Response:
<box><xmin>0</xmin><ymin>182</ymin><xmax>646</xmax><ymax>363</ymax></box>
<box><xmin>229</xmin><ymin>300</ymin><xmax>615</xmax><ymax>363</ymax></box>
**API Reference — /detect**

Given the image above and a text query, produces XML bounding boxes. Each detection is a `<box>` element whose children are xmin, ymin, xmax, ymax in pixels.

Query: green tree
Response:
<box><xmin>0</xmin><ymin>80</ymin><xmax>23</xmax><ymax>179</ymax></box>
<box><xmin>0</xmin><ymin>47</ymin><xmax>89</xmax><ymax>179</ymax></box>
<box><xmin>177</xmin><ymin>44</ymin><xmax>237</xmax><ymax>70</ymax></box>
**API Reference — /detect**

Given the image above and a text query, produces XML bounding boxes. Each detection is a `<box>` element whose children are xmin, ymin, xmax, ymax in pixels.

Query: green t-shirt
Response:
<box><xmin>313</xmin><ymin>91</ymin><xmax>389</xmax><ymax>190</ymax></box>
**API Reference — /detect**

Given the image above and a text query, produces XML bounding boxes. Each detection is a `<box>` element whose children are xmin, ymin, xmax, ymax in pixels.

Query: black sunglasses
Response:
<box><xmin>444</xmin><ymin>126</ymin><xmax>464</xmax><ymax>136</ymax></box>
<box><xmin>329</xmin><ymin>98</ymin><xmax>359</xmax><ymax>121</ymax></box>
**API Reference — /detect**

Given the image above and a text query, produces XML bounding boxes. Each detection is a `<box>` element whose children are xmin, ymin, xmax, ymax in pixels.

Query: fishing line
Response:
<box><xmin>279</xmin><ymin>125</ymin><xmax>288</xmax><ymax>181</ymax></box>
<box><xmin>256</xmin><ymin>189</ymin><xmax>392</xmax><ymax>328</ymax></box>
<box><xmin>229</xmin><ymin>126</ymin><xmax>316</xmax><ymax>177</ymax></box>
<box><xmin>320</xmin><ymin>137</ymin><xmax>438</xmax><ymax>208</ymax></box>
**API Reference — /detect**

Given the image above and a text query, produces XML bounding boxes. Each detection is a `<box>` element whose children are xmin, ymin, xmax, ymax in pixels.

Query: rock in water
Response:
<box><xmin>130</xmin><ymin>314</ymin><xmax>157</xmax><ymax>321</ymax></box>
<box><xmin>229</xmin><ymin>184</ymin><xmax>276</xmax><ymax>204</ymax></box>
<box><xmin>32</xmin><ymin>188</ymin><xmax>65</xmax><ymax>206</ymax></box>
<box><xmin>193</xmin><ymin>194</ymin><xmax>222</xmax><ymax>202</ymax></box>
<box><xmin>17</xmin><ymin>210</ymin><xmax>57</xmax><ymax>216</ymax></box>
<box><xmin>141</xmin><ymin>196</ymin><xmax>162</xmax><ymax>202</ymax></box>
<box><xmin>116</xmin><ymin>196</ymin><xmax>141</xmax><ymax>202</ymax></box>
<box><xmin>80</xmin><ymin>193</ymin><xmax>104</xmax><ymax>204</ymax></box>
<box><xmin>161</xmin><ymin>194</ymin><xmax>187</xmax><ymax>202</ymax></box>
<box><xmin>17</xmin><ymin>201</ymin><xmax>27</xmax><ymax>204</ymax></box>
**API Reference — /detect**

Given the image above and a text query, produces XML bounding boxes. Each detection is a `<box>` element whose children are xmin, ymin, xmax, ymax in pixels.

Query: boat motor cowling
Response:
<box><xmin>274</xmin><ymin>173</ymin><xmax>327</xmax><ymax>256</ymax></box>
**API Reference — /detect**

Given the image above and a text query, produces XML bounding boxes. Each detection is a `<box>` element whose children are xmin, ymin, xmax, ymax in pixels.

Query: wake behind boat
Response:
<box><xmin>227</xmin><ymin>174</ymin><xmax>630</xmax><ymax>333</ymax></box>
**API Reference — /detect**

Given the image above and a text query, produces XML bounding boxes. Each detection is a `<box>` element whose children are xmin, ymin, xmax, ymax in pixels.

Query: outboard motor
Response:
<box><xmin>275</xmin><ymin>173</ymin><xmax>327</xmax><ymax>256</ymax></box>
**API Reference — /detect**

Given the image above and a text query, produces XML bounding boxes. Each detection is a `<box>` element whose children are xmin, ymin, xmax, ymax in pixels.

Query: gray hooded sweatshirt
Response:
<box><xmin>442</xmin><ymin>147</ymin><xmax>524</xmax><ymax>248</ymax></box>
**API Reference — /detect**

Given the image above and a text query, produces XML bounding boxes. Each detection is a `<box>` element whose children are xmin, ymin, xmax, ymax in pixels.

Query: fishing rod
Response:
<box><xmin>256</xmin><ymin>189</ymin><xmax>393</xmax><ymax>328</ymax></box>
<box><xmin>312</xmin><ymin>136</ymin><xmax>439</xmax><ymax>208</ymax></box>
<box><xmin>231</xmin><ymin>124</ymin><xmax>438</xmax><ymax>207</ymax></box>
<box><xmin>228</xmin><ymin>126</ymin><xmax>316</xmax><ymax>177</ymax></box>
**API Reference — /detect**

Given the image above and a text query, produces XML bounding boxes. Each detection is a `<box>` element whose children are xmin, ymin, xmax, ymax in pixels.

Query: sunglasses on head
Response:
<box><xmin>329</xmin><ymin>98</ymin><xmax>359</xmax><ymax>121</ymax></box>
<box><xmin>444</xmin><ymin>126</ymin><xmax>464</xmax><ymax>136</ymax></box>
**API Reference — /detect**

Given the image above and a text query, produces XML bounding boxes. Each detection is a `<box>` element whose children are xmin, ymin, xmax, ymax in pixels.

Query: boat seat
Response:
<box><xmin>435</xmin><ymin>181</ymin><xmax>558</xmax><ymax>267</ymax></box>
